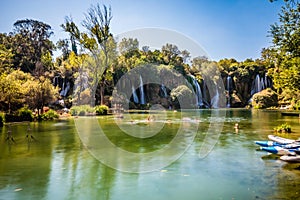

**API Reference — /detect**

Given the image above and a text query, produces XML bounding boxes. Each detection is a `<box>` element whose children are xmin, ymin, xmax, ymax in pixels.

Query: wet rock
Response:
<box><xmin>252</xmin><ymin>88</ymin><xmax>278</xmax><ymax>109</ymax></box>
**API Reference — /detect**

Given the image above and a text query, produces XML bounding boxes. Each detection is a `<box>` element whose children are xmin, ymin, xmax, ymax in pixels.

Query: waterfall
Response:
<box><xmin>251</xmin><ymin>74</ymin><xmax>272</xmax><ymax>96</ymax></box>
<box><xmin>211</xmin><ymin>85</ymin><xmax>219</xmax><ymax>108</ymax></box>
<box><xmin>139</xmin><ymin>75</ymin><xmax>146</xmax><ymax>105</ymax></box>
<box><xmin>60</xmin><ymin>79</ymin><xmax>65</xmax><ymax>96</ymax></box>
<box><xmin>161</xmin><ymin>83</ymin><xmax>168</xmax><ymax>98</ymax></box>
<box><xmin>191</xmin><ymin>75</ymin><xmax>204</xmax><ymax>107</ymax></box>
<box><xmin>226</xmin><ymin>76</ymin><xmax>232</xmax><ymax>108</ymax></box>
<box><xmin>132</xmin><ymin>86</ymin><xmax>139</xmax><ymax>104</ymax></box>
<box><xmin>251</xmin><ymin>74</ymin><xmax>261</xmax><ymax>95</ymax></box>
<box><xmin>59</xmin><ymin>78</ymin><xmax>70</xmax><ymax>97</ymax></box>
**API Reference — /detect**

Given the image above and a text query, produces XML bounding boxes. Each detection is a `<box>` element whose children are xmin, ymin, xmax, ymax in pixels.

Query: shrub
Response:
<box><xmin>40</xmin><ymin>109</ymin><xmax>59</xmax><ymax>120</ymax></box>
<box><xmin>17</xmin><ymin>107</ymin><xmax>33</xmax><ymax>121</ymax></box>
<box><xmin>78</xmin><ymin>110</ymin><xmax>86</xmax><ymax>116</ymax></box>
<box><xmin>70</xmin><ymin>105</ymin><xmax>94</xmax><ymax>116</ymax></box>
<box><xmin>95</xmin><ymin>105</ymin><xmax>109</xmax><ymax>115</ymax></box>
<box><xmin>5</xmin><ymin>107</ymin><xmax>33</xmax><ymax>122</ymax></box>
<box><xmin>274</xmin><ymin>123</ymin><xmax>292</xmax><ymax>133</ymax></box>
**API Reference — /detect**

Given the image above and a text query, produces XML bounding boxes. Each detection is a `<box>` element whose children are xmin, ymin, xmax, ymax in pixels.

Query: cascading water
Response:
<box><xmin>60</xmin><ymin>79</ymin><xmax>70</xmax><ymax>97</ymax></box>
<box><xmin>132</xmin><ymin>86</ymin><xmax>139</xmax><ymax>104</ymax></box>
<box><xmin>226</xmin><ymin>76</ymin><xmax>233</xmax><ymax>108</ymax></box>
<box><xmin>251</xmin><ymin>74</ymin><xmax>272</xmax><ymax>96</ymax></box>
<box><xmin>139</xmin><ymin>75</ymin><xmax>146</xmax><ymax>105</ymax></box>
<box><xmin>161</xmin><ymin>83</ymin><xmax>168</xmax><ymax>98</ymax></box>
<box><xmin>59</xmin><ymin>79</ymin><xmax>65</xmax><ymax>96</ymax></box>
<box><xmin>211</xmin><ymin>84</ymin><xmax>219</xmax><ymax>108</ymax></box>
<box><xmin>190</xmin><ymin>75</ymin><xmax>204</xmax><ymax>108</ymax></box>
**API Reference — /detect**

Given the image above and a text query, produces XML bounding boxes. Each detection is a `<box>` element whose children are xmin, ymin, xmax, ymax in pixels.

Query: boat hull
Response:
<box><xmin>280</xmin><ymin>155</ymin><xmax>300</xmax><ymax>163</ymax></box>
<box><xmin>268</xmin><ymin>135</ymin><xmax>296</xmax><ymax>144</ymax></box>
<box><xmin>260</xmin><ymin>146</ymin><xmax>297</xmax><ymax>156</ymax></box>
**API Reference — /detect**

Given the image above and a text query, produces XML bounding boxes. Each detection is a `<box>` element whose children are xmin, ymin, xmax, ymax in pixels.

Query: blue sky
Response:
<box><xmin>0</xmin><ymin>0</ymin><xmax>284</xmax><ymax>61</ymax></box>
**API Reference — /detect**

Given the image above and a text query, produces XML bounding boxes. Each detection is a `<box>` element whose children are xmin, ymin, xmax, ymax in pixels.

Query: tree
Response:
<box><xmin>118</xmin><ymin>38</ymin><xmax>139</xmax><ymax>56</ymax></box>
<box><xmin>269</xmin><ymin>2</ymin><xmax>300</xmax><ymax>57</ymax></box>
<box><xmin>0</xmin><ymin>34</ymin><xmax>14</xmax><ymax>73</ymax></box>
<box><xmin>56</xmin><ymin>39</ymin><xmax>71</xmax><ymax>60</ymax></box>
<box><xmin>62</xmin><ymin>4</ymin><xmax>115</xmax><ymax>105</ymax></box>
<box><xmin>24</xmin><ymin>76</ymin><xmax>59</xmax><ymax>114</ymax></box>
<box><xmin>11</xmin><ymin>19</ymin><xmax>55</xmax><ymax>76</ymax></box>
<box><xmin>161</xmin><ymin>43</ymin><xmax>181</xmax><ymax>65</ymax></box>
<box><xmin>0</xmin><ymin>70</ymin><xmax>31</xmax><ymax>113</ymax></box>
<box><xmin>265</xmin><ymin>1</ymin><xmax>300</xmax><ymax>102</ymax></box>
<box><xmin>181</xmin><ymin>50</ymin><xmax>191</xmax><ymax>64</ymax></box>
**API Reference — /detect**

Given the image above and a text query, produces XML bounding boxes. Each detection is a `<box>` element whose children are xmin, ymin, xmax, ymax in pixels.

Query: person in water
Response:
<box><xmin>234</xmin><ymin>123</ymin><xmax>239</xmax><ymax>133</ymax></box>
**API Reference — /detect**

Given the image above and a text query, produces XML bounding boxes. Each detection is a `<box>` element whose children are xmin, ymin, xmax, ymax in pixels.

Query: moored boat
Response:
<box><xmin>255</xmin><ymin>140</ymin><xmax>283</xmax><ymax>147</ymax></box>
<box><xmin>268</xmin><ymin>135</ymin><xmax>297</xmax><ymax>144</ymax></box>
<box><xmin>255</xmin><ymin>140</ymin><xmax>300</xmax><ymax>148</ymax></box>
<box><xmin>280</xmin><ymin>155</ymin><xmax>300</xmax><ymax>163</ymax></box>
<box><xmin>260</xmin><ymin>146</ymin><xmax>298</xmax><ymax>156</ymax></box>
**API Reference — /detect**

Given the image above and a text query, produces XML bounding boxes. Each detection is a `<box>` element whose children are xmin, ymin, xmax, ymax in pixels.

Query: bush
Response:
<box><xmin>274</xmin><ymin>123</ymin><xmax>292</xmax><ymax>133</ymax></box>
<box><xmin>70</xmin><ymin>105</ymin><xmax>94</xmax><ymax>116</ymax></box>
<box><xmin>18</xmin><ymin>107</ymin><xmax>33</xmax><ymax>121</ymax></box>
<box><xmin>5</xmin><ymin>107</ymin><xmax>33</xmax><ymax>122</ymax></box>
<box><xmin>40</xmin><ymin>109</ymin><xmax>59</xmax><ymax>120</ymax></box>
<box><xmin>95</xmin><ymin>105</ymin><xmax>109</xmax><ymax>115</ymax></box>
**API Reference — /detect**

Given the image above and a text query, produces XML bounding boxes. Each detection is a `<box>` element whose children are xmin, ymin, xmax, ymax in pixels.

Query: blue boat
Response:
<box><xmin>255</xmin><ymin>140</ymin><xmax>282</xmax><ymax>147</ymax></box>
<box><xmin>255</xmin><ymin>140</ymin><xmax>300</xmax><ymax>148</ymax></box>
<box><xmin>260</xmin><ymin>146</ymin><xmax>300</xmax><ymax>155</ymax></box>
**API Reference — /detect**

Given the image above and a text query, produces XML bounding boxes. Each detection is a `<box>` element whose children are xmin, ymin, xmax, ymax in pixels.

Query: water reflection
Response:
<box><xmin>0</xmin><ymin>110</ymin><xmax>300</xmax><ymax>199</ymax></box>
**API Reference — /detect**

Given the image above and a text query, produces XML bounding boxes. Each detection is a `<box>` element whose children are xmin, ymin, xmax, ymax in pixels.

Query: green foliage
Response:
<box><xmin>12</xmin><ymin>19</ymin><xmax>55</xmax><ymax>75</ymax></box>
<box><xmin>24</xmin><ymin>76</ymin><xmax>59</xmax><ymax>111</ymax></box>
<box><xmin>269</xmin><ymin>3</ymin><xmax>300</xmax><ymax>58</ymax></box>
<box><xmin>0</xmin><ymin>112</ymin><xmax>4</xmax><ymax>127</ymax></box>
<box><xmin>291</xmin><ymin>98</ymin><xmax>300</xmax><ymax>110</ymax></box>
<box><xmin>264</xmin><ymin>2</ymin><xmax>300</xmax><ymax>104</ymax></box>
<box><xmin>70</xmin><ymin>105</ymin><xmax>94</xmax><ymax>116</ymax></box>
<box><xmin>95</xmin><ymin>105</ymin><xmax>109</xmax><ymax>115</ymax></box>
<box><xmin>4</xmin><ymin>106</ymin><xmax>33</xmax><ymax>122</ymax></box>
<box><xmin>274</xmin><ymin>123</ymin><xmax>292</xmax><ymax>133</ymax></box>
<box><xmin>0</xmin><ymin>70</ymin><xmax>31</xmax><ymax>112</ymax></box>
<box><xmin>40</xmin><ymin>109</ymin><xmax>59</xmax><ymax>120</ymax></box>
<box><xmin>273</xmin><ymin>57</ymin><xmax>300</xmax><ymax>101</ymax></box>
<box><xmin>17</xmin><ymin>106</ymin><xmax>33</xmax><ymax>121</ymax></box>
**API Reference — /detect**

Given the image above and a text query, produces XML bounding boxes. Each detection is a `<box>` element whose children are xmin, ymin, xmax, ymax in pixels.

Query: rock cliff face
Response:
<box><xmin>251</xmin><ymin>88</ymin><xmax>278</xmax><ymax>109</ymax></box>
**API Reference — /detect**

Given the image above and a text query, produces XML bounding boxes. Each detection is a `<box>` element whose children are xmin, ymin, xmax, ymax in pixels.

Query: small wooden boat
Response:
<box><xmin>280</xmin><ymin>155</ymin><xmax>300</xmax><ymax>163</ymax></box>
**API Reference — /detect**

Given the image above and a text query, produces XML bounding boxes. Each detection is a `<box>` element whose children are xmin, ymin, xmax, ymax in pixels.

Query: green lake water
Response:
<box><xmin>1</xmin><ymin>109</ymin><xmax>300</xmax><ymax>200</ymax></box>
